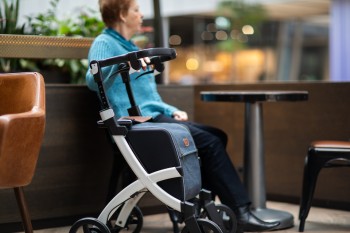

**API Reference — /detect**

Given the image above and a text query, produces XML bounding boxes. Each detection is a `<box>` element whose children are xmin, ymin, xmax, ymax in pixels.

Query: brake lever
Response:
<box><xmin>127</xmin><ymin>52</ymin><xmax>143</xmax><ymax>70</ymax></box>
<box><xmin>150</xmin><ymin>57</ymin><xmax>165</xmax><ymax>73</ymax></box>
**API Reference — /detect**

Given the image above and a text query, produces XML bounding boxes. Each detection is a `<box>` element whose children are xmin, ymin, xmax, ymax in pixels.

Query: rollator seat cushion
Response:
<box><xmin>126</xmin><ymin>122</ymin><xmax>201</xmax><ymax>201</ymax></box>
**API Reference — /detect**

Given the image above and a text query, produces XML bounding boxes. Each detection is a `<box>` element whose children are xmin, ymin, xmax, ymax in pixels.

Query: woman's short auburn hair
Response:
<box><xmin>99</xmin><ymin>0</ymin><xmax>133</xmax><ymax>28</ymax></box>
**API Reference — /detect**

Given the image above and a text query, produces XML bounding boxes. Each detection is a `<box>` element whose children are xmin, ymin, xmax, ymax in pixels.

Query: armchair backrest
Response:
<box><xmin>0</xmin><ymin>72</ymin><xmax>46</xmax><ymax>188</ymax></box>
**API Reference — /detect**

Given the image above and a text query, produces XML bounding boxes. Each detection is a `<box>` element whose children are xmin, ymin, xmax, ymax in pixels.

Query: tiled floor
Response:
<box><xmin>18</xmin><ymin>201</ymin><xmax>350</xmax><ymax>233</ymax></box>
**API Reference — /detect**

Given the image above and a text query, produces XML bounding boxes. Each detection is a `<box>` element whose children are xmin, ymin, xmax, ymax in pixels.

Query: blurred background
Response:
<box><xmin>2</xmin><ymin>0</ymin><xmax>341</xmax><ymax>84</ymax></box>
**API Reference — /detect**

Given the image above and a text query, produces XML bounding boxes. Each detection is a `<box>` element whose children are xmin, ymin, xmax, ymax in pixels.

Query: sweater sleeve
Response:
<box><xmin>163</xmin><ymin>102</ymin><xmax>180</xmax><ymax>117</ymax></box>
<box><xmin>125</xmin><ymin>69</ymin><xmax>180</xmax><ymax>118</ymax></box>
<box><xmin>86</xmin><ymin>38</ymin><xmax>122</xmax><ymax>92</ymax></box>
<box><xmin>147</xmin><ymin>76</ymin><xmax>179</xmax><ymax>117</ymax></box>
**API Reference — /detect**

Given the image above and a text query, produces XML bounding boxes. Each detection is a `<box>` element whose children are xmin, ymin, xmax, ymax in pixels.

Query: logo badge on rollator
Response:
<box><xmin>183</xmin><ymin>137</ymin><xmax>190</xmax><ymax>147</ymax></box>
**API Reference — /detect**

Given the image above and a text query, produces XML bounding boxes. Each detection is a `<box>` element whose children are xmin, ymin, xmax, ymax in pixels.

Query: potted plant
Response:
<box><xmin>0</xmin><ymin>0</ymin><xmax>28</xmax><ymax>72</ymax></box>
<box><xmin>24</xmin><ymin>0</ymin><xmax>104</xmax><ymax>83</ymax></box>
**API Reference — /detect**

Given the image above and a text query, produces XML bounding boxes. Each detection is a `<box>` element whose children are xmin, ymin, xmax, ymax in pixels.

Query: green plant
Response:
<box><xmin>0</xmin><ymin>0</ymin><xmax>28</xmax><ymax>72</ymax></box>
<box><xmin>24</xmin><ymin>0</ymin><xmax>105</xmax><ymax>83</ymax></box>
<box><xmin>218</xmin><ymin>0</ymin><xmax>266</xmax><ymax>29</ymax></box>
<box><xmin>0</xmin><ymin>0</ymin><xmax>25</xmax><ymax>34</ymax></box>
<box><xmin>26</xmin><ymin>0</ymin><xmax>104</xmax><ymax>37</ymax></box>
<box><xmin>25</xmin><ymin>0</ymin><xmax>60</xmax><ymax>36</ymax></box>
<box><xmin>216</xmin><ymin>0</ymin><xmax>267</xmax><ymax>51</ymax></box>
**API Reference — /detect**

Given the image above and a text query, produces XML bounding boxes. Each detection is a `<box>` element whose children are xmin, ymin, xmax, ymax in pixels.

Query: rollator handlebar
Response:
<box><xmin>91</xmin><ymin>47</ymin><xmax>177</xmax><ymax>72</ymax></box>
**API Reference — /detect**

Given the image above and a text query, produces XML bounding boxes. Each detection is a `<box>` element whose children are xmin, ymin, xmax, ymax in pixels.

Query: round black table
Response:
<box><xmin>201</xmin><ymin>90</ymin><xmax>308</xmax><ymax>229</ymax></box>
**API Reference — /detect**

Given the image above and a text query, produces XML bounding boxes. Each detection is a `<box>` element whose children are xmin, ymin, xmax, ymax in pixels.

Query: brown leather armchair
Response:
<box><xmin>0</xmin><ymin>72</ymin><xmax>46</xmax><ymax>233</ymax></box>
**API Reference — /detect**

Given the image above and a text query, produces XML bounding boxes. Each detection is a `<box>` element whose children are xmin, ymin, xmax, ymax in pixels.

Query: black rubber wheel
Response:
<box><xmin>69</xmin><ymin>217</ymin><xmax>111</xmax><ymax>233</ymax></box>
<box><xmin>181</xmin><ymin>218</ymin><xmax>223</xmax><ymax>233</ymax></box>
<box><xmin>201</xmin><ymin>204</ymin><xmax>237</xmax><ymax>233</ymax></box>
<box><xmin>107</xmin><ymin>205</ymin><xmax>143</xmax><ymax>233</ymax></box>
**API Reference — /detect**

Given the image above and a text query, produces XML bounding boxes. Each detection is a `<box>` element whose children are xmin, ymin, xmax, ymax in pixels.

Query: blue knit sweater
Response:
<box><xmin>86</xmin><ymin>28</ymin><xmax>178</xmax><ymax>118</ymax></box>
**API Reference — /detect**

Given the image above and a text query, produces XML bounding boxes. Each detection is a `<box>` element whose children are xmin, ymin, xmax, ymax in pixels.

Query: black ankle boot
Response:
<box><xmin>234</xmin><ymin>205</ymin><xmax>280</xmax><ymax>232</ymax></box>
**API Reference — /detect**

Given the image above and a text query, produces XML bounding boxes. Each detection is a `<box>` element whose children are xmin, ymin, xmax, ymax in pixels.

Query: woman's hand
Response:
<box><xmin>173</xmin><ymin>110</ymin><xmax>188</xmax><ymax>121</ymax></box>
<box><xmin>139</xmin><ymin>57</ymin><xmax>151</xmax><ymax>70</ymax></box>
<box><xmin>129</xmin><ymin>57</ymin><xmax>151</xmax><ymax>73</ymax></box>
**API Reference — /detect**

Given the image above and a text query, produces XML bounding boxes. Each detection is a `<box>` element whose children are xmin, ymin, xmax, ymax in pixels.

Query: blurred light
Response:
<box><xmin>215</xmin><ymin>30</ymin><xmax>228</xmax><ymax>40</ymax></box>
<box><xmin>206</xmin><ymin>23</ymin><xmax>217</xmax><ymax>32</ymax></box>
<box><xmin>141</xmin><ymin>26</ymin><xmax>154</xmax><ymax>33</ymax></box>
<box><xmin>216</xmin><ymin>52</ymin><xmax>232</xmax><ymax>68</ymax></box>
<box><xmin>169</xmin><ymin>35</ymin><xmax>182</xmax><ymax>45</ymax></box>
<box><xmin>132</xmin><ymin>35</ymin><xmax>149</xmax><ymax>49</ymax></box>
<box><xmin>238</xmin><ymin>34</ymin><xmax>248</xmax><ymax>43</ymax></box>
<box><xmin>242</xmin><ymin>25</ymin><xmax>254</xmax><ymax>35</ymax></box>
<box><xmin>186</xmin><ymin>58</ymin><xmax>199</xmax><ymax>71</ymax></box>
<box><xmin>230</xmin><ymin>29</ymin><xmax>239</xmax><ymax>39</ymax></box>
<box><xmin>203</xmin><ymin>61</ymin><xmax>224</xmax><ymax>73</ymax></box>
<box><xmin>215</xmin><ymin>16</ymin><xmax>231</xmax><ymax>29</ymax></box>
<box><xmin>201</xmin><ymin>31</ymin><xmax>214</xmax><ymax>41</ymax></box>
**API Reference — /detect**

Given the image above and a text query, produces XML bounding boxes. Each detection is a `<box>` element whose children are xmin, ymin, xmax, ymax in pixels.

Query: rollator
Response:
<box><xmin>69</xmin><ymin>48</ymin><xmax>237</xmax><ymax>233</ymax></box>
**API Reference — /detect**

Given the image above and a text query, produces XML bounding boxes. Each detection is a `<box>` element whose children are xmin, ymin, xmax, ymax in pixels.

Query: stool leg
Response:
<box><xmin>14</xmin><ymin>187</ymin><xmax>33</xmax><ymax>233</ymax></box>
<box><xmin>299</xmin><ymin>154</ymin><xmax>323</xmax><ymax>232</ymax></box>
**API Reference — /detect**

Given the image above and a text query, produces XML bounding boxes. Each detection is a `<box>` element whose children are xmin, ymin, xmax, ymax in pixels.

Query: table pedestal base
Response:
<box><xmin>251</xmin><ymin>208</ymin><xmax>294</xmax><ymax>230</ymax></box>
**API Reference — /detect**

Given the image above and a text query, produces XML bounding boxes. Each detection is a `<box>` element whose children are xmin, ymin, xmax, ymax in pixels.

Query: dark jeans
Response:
<box><xmin>153</xmin><ymin>114</ymin><xmax>250</xmax><ymax>209</ymax></box>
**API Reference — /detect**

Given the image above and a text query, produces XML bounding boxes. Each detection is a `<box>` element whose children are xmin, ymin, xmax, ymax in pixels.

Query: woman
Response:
<box><xmin>86</xmin><ymin>0</ymin><xmax>279</xmax><ymax>231</ymax></box>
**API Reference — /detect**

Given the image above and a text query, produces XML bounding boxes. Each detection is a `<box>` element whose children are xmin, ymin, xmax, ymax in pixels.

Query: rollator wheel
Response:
<box><xmin>201</xmin><ymin>204</ymin><xmax>237</xmax><ymax>233</ymax></box>
<box><xmin>107</xmin><ymin>205</ymin><xmax>143</xmax><ymax>233</ymax></box>
<box><xmin>69</xmin><ymin>217</ymin><xmax>111</xmax><ymax>233</ymax></box>
<box><xmin>181</xmin><ymin>218</ymin><xmax>223</xmax><ymax>233</ymax></box>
